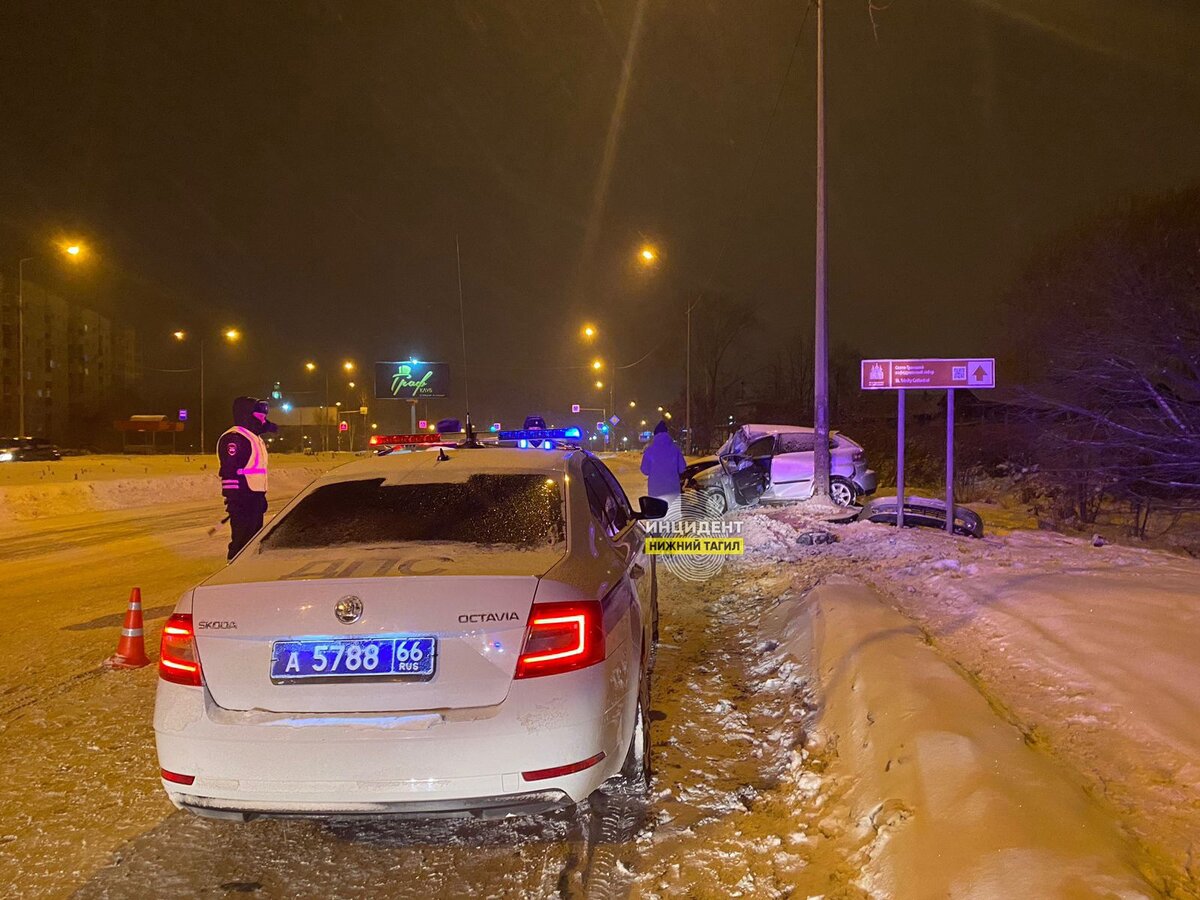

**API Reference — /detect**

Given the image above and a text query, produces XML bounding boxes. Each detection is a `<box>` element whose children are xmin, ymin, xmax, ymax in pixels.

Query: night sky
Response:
<box><xmin>3</xmin><ymin>0</ymin><xmax>1199</xmax><ymax>431</ymax></box>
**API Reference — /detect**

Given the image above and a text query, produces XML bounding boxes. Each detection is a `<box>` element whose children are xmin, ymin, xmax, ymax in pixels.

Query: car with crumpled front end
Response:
<box><xmin>683</xmin><ymin>424</ymin><xmax>877</xmax><ymax>511</ymax></box>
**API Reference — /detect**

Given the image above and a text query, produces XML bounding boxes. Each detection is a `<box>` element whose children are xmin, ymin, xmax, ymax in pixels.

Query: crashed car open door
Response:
<box><xmin>721</xmin><ymin>434</ymin><xmax>774</xmax><ymax>506</ymax></box>
<box><xmin>762</xmin><ymin>431</ymin><xmax>822</xmax><ymax>500</ymax></box>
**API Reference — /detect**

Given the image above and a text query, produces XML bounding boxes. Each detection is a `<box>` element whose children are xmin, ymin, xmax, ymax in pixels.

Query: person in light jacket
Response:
<box><xmin>640</xmin><ymin>420</ymin><xmax>686</xmax><ymax>520</ymax></box>
<box><xmin>217</xmin><ymin>396</ymin><xmax>277</xmax><ymax>560</ymax></box>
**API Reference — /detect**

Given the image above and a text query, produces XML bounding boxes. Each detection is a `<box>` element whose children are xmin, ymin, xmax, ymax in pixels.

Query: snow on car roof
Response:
<box><xmin>741</xmin><ymin>424</ymin><xmax>844</xmax><ymax>437</ymax></box>
<box><xmin>320</xmin><ymin>444</ymin><xmax>576</xmax><ymax>485</ymax></box>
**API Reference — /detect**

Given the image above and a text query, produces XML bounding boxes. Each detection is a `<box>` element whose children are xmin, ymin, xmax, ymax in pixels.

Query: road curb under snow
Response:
<box><xmin>0</xmin><ymin>465</ymin><xmax>333</xmax><ymax>520</ymax></box>
<box><xmin>770</xmin><ymin>575</ymin><xmax>1158</xmax><ymax>898</ymax></box>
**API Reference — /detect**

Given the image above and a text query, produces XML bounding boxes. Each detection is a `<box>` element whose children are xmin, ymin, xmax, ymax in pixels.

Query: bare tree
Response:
<box><xmin>688</xmin><ymin>295</ymin><xmax>758</xmax><ymax>450</ymax></box>
<box><xmin>1007</xmin><ymin>187</ymin><xmax>1200</xmax><ymax>525</ymax></box>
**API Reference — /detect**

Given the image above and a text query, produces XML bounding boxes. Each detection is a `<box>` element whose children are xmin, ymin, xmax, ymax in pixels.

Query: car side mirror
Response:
<box><xmin>635</xmin><ymin>496</ymin><xmax>669</xmax><ymax>520</ymax></box>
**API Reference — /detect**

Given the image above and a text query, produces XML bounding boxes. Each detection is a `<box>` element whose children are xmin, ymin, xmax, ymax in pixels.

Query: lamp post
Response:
<box><xmin>812</xmin><ymin>0</ymin><xmax>831</xmax><ymax>499</ymax></box>
<box><xmin>635</xmin><ymin>243</ymin><xmax>698</xmax><ymax>454</ymax></box>
<box><xmin>303</xmin><ymin>360</ymin><xmax>355</xmax><ymax>453</ymax></box>
<box><xmin>15</xmin><ymin>243</ymin><xmax>85</xmax><ymax>436</ymax></box>
<box><xmin>174</xmin><ymin>328</ymin><xmax>240</xmax><ymax>452</ymax></box>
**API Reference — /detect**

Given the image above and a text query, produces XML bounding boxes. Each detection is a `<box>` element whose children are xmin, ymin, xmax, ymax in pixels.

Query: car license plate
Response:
<box><xmin>270</xmin><ymin>636</ymin><xmax>437</xmax><ymax>682</ymax></box>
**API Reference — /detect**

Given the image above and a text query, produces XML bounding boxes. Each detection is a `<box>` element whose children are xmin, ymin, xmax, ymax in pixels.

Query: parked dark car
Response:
<box><xmin>0</xmin><ymin>437</ymin><xmax>62</xmax><ymax>462</ymax></box>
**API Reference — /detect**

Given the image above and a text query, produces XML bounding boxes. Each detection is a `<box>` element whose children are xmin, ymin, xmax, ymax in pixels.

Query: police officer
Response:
<box><xmin>218</xmin><ymin>396</ymin><xmax>277</xmax><ymax>560</ymax></box>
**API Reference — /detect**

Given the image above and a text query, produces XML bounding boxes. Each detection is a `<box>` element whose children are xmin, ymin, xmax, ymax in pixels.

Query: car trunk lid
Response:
<box><xmin>193</xmin><ymin>573</ymin><xmax>536</xmax><ymax>713</ymax></box>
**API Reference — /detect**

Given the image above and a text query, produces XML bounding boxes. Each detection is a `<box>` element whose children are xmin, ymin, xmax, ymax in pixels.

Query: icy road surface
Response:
<box><xmin>1</xmin><ymin>478</ymin><xmax>1194</xmax><ymax>897</ymax></box>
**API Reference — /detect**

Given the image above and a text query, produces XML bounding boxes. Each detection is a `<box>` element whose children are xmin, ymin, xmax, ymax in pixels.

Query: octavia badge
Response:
<box><xmin>334</xmin><ymin>595</ymin><xmax>363</xmax><ymax>625</ymax></box>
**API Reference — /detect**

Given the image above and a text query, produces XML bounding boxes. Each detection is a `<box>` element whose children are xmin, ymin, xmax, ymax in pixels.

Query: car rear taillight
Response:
<box><xmin>521</xmin><ymin>752</ymin><xmax>606</xmax><ymax>782</ymax></box>
<box><xmin>159</xmin><ymin>613</ymin><xmax>203</xmax><ymax>686</ymax></box>
<box><xmin>515</xmin><ymin>601</ymin><xmax>605</xmax><ymax>679</ymax></box>
<box><xmin>160</xmin><ymin>768</ymin><xmax>196</xmax><ymax>785</ymax></box>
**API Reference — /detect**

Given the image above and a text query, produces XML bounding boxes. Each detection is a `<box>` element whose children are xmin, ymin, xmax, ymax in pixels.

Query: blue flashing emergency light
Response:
<box><xmin>500</xmin><ymin>427</ymin><xmax>581</xmax><ymax>442</ymax></box>
<box><xmin>281</xmin><ymin>402</ymin><xmax>293</xmax><ymax>413</ymax></box>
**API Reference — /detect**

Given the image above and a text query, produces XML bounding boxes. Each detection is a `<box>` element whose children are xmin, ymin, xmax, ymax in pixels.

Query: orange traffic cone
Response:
<box><xmin>105</xmin><ymin>587</ymin><xmax>150</xmax><ymax>669</ymax></box>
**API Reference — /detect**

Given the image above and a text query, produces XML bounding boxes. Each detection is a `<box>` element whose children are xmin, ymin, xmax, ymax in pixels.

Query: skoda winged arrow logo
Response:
<box><xmin>334</xmin><ymin>595</ymin><xmax>363</xmax><ymax>625</ymax></box>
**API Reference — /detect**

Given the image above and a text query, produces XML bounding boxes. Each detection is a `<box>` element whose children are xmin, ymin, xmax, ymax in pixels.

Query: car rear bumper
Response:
<box><xmin>154</xmin><ymin>650</ymin><xmax>631</xmax><ymax>816</ymax></box>
<box><xmin>857</xmin><ymin>468</ymin><xmax>878</xmax><ymax>496</ymax></box>
<box><xmin>171</xmin><ymin>788</ymin><xmax>575</xmax><ymax>822</ymax></box>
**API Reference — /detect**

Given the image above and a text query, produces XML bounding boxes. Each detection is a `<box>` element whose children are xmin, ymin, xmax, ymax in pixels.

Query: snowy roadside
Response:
<box><xmin>0</xmin><ymin>454</ymin><xmax>350</xmax><ymax>520</ymax></box>
<box><xmin>724</xmin><ymin>503</ymin><xmax>1200</xmax><ymax>897</ymax></box>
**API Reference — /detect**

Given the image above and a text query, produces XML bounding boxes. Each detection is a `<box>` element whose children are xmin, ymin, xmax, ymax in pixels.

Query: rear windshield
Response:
<box><xmin>260</xmin><ymin>474</ymin><xmax>566</xmax><ymax>550</ymax></box>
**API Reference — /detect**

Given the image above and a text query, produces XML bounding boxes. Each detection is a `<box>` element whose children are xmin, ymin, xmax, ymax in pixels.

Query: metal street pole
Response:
<box><xmin>609</xmin><ymin>367</ymin><xmax>615</xmax><ymax>447</ymax></box>
<box><xmin>812</xmin><ymin>0</ymin><xmax>832</xmax><ymax>499</ymax></box>
<box><xmin>685</xmin><ymin>303</ymin><xmax>691</xmax><ymax>455</ymax></box>
<box><xmin>16</xmin><ymin>257</ymin><xmax>32</xmax><ymax>436</ymax></box>
<box><xmin>945</xmin><ymin>388</ymin><xmax>956</xmax><ymax>534</ymax></box>
<box><xmin>324</xmin><ymin>372</ymin><xmax>329</xmax><ymax>453</ymax></box>
<box><xmin>896</xmin><ymin>388</ymin><xmax>906</xmax><ymax>529</ymax></box>
<box><xmin>199</xmin><ymin>338</ymin><xmax>206</xmax><ymax>453</ymax></box>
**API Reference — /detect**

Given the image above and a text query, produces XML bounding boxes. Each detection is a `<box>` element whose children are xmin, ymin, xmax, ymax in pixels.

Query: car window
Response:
<box><xmin>581</xmin><ymin>460</ymin><xmax>626</xmax><ymax>536</ymax></box>
<box><xmin>776</xmin><ymin>433</ymin><xmax>816</xmax><ymax>454</ymax></box>
<box><xmin>260</xmin><ymin>474</ymin><xmax>566</xmax><ymax>549</ymax></box>
<box><xmin>594</xmin><ymin>460</ymin><xmax>633</xmax><ymax>530</ymax></box>
<box><xmin>746</xmin><ymin>435</ymin><xmax>776</xmax><ymax>459</ymax></box>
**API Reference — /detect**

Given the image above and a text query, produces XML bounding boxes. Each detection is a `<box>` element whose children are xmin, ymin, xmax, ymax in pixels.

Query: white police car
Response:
<box><xmin>154</xmin><ymin>426</ymin><xmax>666</xmax><ymax>819</ymax></box>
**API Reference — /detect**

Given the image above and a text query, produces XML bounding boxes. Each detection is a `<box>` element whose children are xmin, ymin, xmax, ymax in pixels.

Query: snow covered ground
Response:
<box><xmin>1</xmin><ymin>457</ymin><xmax>1197</xmax><ymax>897</ymax></box>
<box><xmin>0</xmin><ymin>453</ymin><xmax>350</xmax><ymax>520</ymax></box>
<box><xmin>730</xmin><ymin>503</ymin><xmax>1200</xmax><ymax>897</ymax></box>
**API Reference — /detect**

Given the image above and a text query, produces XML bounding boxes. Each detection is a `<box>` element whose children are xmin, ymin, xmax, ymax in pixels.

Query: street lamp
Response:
<box><xmin>15</xmin><ymin>243</ymin><xmax>87</xmax><ymax>436</ymax></box>
<box><xmin>173</xmin><ymin>327</ymin><xmax>240</xmax><ymax>452</ymax></box>
<box><xmin>304</xmin><ymin>359</ymin><xmax>357</xmax><ymax>452</ymax></box>
<box><xmin>582</xmin><ymin>324</ymin><xmax>596</xmax><ymax>340</ymax></box>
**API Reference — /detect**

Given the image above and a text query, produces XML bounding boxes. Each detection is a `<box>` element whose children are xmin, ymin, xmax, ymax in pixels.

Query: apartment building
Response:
<box><xmin>0</xmin><ymin>279</ymin><xmax>138</xmax><ymax>445</ymax></box>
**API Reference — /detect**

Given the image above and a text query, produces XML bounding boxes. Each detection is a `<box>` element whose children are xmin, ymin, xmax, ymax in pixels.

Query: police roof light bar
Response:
<box><xmin>498</xmin><ymin>427</ymin><xmax>582</xmax><ymax>442</ymax></box>
<box><xmin>369</xmin><ymin>433</ymin><xmax>444</xmax><ymax>446</ymax></box>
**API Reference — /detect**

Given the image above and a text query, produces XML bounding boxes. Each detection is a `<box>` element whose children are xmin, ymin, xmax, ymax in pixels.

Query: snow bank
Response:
<box><xmin>770</xmin><ymin>577</ymin><xmax>1154</xmax><ymax>898</ymax></box>
<box><xmin>730</xmin><ymin>501</ymin><xmax>1200</xmax><ymax>895</ymax></box>
<box><xmin>0</xmin><ymin>455</ymin><xmax>349</xmax><ymax>520</ymax></box>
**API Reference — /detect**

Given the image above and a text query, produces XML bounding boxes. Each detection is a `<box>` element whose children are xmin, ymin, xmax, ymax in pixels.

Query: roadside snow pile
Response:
<box><xmin>768</xmin><ymin>578</ymin><xmax>1154</xmax><ymax>898</ymax></box>
<box><xmin>726</xmin><ymin>501</ymin><xmax>1200</xmax><ymax>896</ymax></box>
<box><xmin>0</xmin><ymin>455</ymin><xmax>348</xmax><ymax>520</ymax></box>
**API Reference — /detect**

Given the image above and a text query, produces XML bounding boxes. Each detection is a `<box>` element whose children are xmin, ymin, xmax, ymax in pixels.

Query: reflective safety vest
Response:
<box><xmin>218</xmin><ymin>426</ymin><xmax>269</xmax><ymax>493</ymax></box>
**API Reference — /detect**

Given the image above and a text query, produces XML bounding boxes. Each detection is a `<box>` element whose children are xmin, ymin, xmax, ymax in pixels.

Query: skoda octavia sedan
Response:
<box><xmin>155</xmin><ymin>436</ymin><xmax>665</xmax><ymax>820</ymax></box>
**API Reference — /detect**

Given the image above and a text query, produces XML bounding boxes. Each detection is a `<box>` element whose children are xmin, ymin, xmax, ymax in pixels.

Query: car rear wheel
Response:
<box><xmin>617</xmin><ymin>663</ymin><xmax>651</xmax><ymax>793</ymax></box>
<box><xmin>829</xmin><ymin>476</ymin><xmax>858</xmax><ymax>508</ymax></box>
